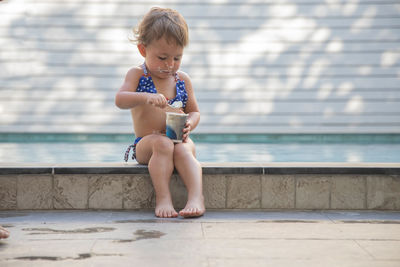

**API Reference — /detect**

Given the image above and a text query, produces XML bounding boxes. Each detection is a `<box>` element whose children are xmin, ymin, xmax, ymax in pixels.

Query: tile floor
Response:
<box><xmin>1</xmin><ymin>210</ymin><xmax>400</xmax><ymax>267</ymax></box>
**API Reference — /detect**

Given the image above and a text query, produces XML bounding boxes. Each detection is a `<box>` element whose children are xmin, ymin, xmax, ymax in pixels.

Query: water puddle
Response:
<box><xmin>0</xmin><ymin>224</ymin><xmax>14</xmax><ymax>228</ymax></box>
<box><xmin>12</xmin><ymin>253</ymin><xmax>122</xmax><ymax>261</ymax></box>
<box><xmin>0</xmin><ymin>213</ymin><xmax>28</xmax><ymax>218</ymax></box>
<box><xmin>22</xmin><ymin>227</ymin><xmax>115</xmax><ymax>235</ymax></box>
<box><xmin>115</xmin><ymin>229</ymin><xmax>166</xmax><ymax>243</ymax></box>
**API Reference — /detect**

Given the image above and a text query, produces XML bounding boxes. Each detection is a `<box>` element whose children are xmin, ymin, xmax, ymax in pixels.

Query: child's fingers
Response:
<box><xmin>184</xmin><ymin>120</ymin><xmax>191</xmax><ymax>131</ymax></box>
<box><xmin>147</xmin><ymin>93</ymin><xmax>167</xmax><ymax>108</ymax></box>
<box><xmin>157</xmin><ymin>93</ymin><xmax>168</xmax><ymax>108</ymax></box>
<box><xmin>182</xmin><ymin>123</ymin><xmax>190</xmax><ymax>142</ymax></box>
<box><xmin>182</xmin><ymin>133</ymin><xmax>189</xmax><ymax>143</ymax></box>
<box><xmin>183</xmin><ymin>125</ymin><xmax>191</xmax><ymax>134</ymax></box>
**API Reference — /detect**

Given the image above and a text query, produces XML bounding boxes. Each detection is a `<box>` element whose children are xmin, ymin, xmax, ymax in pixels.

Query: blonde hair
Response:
<box><xmin>134</xmin><ymin>7</ymin><xmax>189</xmax><ymax>47</ymax></box>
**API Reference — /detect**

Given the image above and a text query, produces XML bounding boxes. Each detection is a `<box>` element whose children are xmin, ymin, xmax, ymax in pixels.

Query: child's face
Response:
<box><xmin>138</xmin><ymin>37</ymin><xmax>184</xmax><ymax>79</ymax></box>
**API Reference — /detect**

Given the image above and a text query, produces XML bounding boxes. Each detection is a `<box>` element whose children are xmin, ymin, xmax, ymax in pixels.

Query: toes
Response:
<box><xmin>168</xmin><ymin>210</ymin><xmax>178</xmax><ymax>218</ymax></box>
<box><xmin>155</xmin><ymin>208</ymin><xmax>178</xmax><ymax>218</ymax></box>
<box><xmin>179</xmin><ymin>207</ymin><xmax>205</xmax><ymax>218</ymax></box>
<box><xmin>155</xmin><ymin>210</ymin><xmax>161</xmax><ymax>218</ymax></box>
<box><xmin>163</xmin><ymin>210</ymin><xmax>169</xmax><ymax>218</ymax></box>
<box><xmin>179</xmin><ymin>209</ymin><xmax>187</xmax><ymax>216</ymax></box>
<box><xmin>180</xmin><ymin>208</ymin><xmax>193</xmax><ymax>217</ymax></box>
<box><xmin>192</xmin><ymin>208</ymin><xmax>199</xmax><ymax>216</ymax></box>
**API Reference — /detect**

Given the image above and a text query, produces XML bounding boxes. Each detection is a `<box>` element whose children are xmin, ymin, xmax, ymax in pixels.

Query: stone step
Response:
<box><xmin>0</xmin><ymin>163</ymin><xmax>399</xmax><ymax>211</ymax></box>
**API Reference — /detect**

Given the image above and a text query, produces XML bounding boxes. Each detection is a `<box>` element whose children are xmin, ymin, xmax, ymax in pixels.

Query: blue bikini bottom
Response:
<box><xmin>124</xmin><ymin>137</ymin><xmax>143</xmax><ymax>162</ymax></box>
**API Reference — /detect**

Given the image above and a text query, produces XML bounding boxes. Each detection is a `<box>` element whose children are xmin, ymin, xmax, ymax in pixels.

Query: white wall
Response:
<box><xmin>1</xmin><ymin>0</ymin><xmax>399</xmax><ymax>133</ymax></box>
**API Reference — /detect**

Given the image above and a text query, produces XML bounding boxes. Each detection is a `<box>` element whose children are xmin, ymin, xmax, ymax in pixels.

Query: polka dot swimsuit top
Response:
<box><xmin>136</xmin><ymin>63</ymin><xmax>188</xmax><ymax>109</ymax></box>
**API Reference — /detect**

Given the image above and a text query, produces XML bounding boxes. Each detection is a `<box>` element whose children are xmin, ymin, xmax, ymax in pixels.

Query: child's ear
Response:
<box><xmin>137</xmin><ymin>43</ymin><xmax>146</xmax><ymax>57</ymax></box>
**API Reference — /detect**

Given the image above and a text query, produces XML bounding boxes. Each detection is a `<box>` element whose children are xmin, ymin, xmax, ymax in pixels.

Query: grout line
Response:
<box><xmin>364</xmin><ymin>175</ymin><xmax>368</xmax><ymax>209</ymax></box>
<box><xmin>200</xmin><ymin>222</ymin><xmax>206</xmax><ymax>239</ymax></box>
<box><xmin>329</xmin><ymin>175</ymin><xmax>332</xmax><ymax>209</ymax></box>
<box><xmin>259</xmin><ymin>175</ymin><xmax>262</xmax><ymax>209</ymax></box>
<box><xmin>16</xmin><ymin>175</ymin><xmax>19</xmax><ymax>209</ymax></box>
<box><xmin>225</xmin><ymin>175</ymin><xmax>228</xmax><ymax>209</ymax></box>
<box><xmin>262</xmin><ymin>167</ymin><xmax>266</xmax><ymax>208</ymax></box>
<box><xmin>294</xmin><ymin>175</ymin><xmax>297</xmax><ymax>209</ymax></box>
<box><xmin>354</xmin><ymin>239</ymin><xmax>375</xmax><ymax>260</ymax></box>
<box><xmin>51</xmin><ymin>171</ymin><xmax>54</xmax><ymax>209</ymax></box>
<box><xmin>121</xmin><ymin>176</ymin><xmax>125</xmax><ymax>210</ymax></box>
<box><xmin>87</xmin><ymin>175</ymin><xmax>90</xmax><ymax>209</ymax></box>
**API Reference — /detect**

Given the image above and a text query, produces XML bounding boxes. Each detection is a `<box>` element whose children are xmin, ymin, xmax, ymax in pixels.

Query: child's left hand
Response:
<box><xmin>182</xmin><ymin>120</ymin><xmax>191</xmax><ymax>142</ymax></box>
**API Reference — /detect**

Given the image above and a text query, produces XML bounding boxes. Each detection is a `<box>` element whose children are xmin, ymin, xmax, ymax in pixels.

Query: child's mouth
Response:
<box><xmin>158</xmin><ymin>64</ymin><xmax>173</xmax><ymax>75</ymax></box>
<box><xmin>158</xmin><ymin>69</ymin><xmax>172</xmax><ymax>75</ymax></box>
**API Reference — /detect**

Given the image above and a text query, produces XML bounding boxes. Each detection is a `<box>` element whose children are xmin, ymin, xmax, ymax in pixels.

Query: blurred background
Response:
<box><xmin>0</xmin><ymin>0</ymin><xmax>399</xmax><ymax>163</ymax></box>
<box><xmin>1</xmin><ymin>0</ymin><xmax>399</xmax><ymax>134</ymax></box>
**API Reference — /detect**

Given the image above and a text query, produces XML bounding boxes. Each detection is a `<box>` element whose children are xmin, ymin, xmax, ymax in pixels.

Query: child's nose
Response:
<box><xmin>165</xmin><ymin>59</ymin><xmax>174</xmax><ymax>69</ymax></box>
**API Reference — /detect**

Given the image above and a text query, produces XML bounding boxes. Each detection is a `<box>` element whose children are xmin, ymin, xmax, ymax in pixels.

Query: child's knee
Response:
<box><xmin>173</xmin><ymin>144</ymin><xmax>192</xmax><ymax>161</ymax></box>
<box><xmin>152</xmin><ymin>137</ymin><xmax>174</xmax><ymax>155</ymax></box>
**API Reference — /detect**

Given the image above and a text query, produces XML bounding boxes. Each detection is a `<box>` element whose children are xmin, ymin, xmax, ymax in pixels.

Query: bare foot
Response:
<box><xmin>0</xmin><ymin>226</ymin><xmax>9</xmax><ymax>239</ymax></box>
<box><xmin>179</xmin><ymin>196</ymin><xmax>205</xmax><ymax>218</ymax></box>
<box><xmin>155</xmin><ymin>197</ymin><xmax>178</xmax><ymax>218</ymax></box>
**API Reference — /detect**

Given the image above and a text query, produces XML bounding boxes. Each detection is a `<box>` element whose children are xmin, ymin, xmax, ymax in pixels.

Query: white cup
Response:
<box><xmin>166</xmin><ymin>112</ymin><xmax>188</xmax><ymax>143</ymax></box>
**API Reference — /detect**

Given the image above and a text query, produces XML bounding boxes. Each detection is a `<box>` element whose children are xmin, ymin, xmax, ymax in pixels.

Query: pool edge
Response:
<box><xmin>1</xmin><ymin>163</ymin><xmax>399</xmax><ymax>211</ymax></box>
<box><xmin>0</xmin><ymin>162</ymin><xmax>399</xmax><ymax>175</ymax></box>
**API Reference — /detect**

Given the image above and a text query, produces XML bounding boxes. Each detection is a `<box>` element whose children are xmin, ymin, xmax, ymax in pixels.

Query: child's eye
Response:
<box><xmin>158</xmin><ymin>56</ymin><xmax>166</xmax><ymax>60</ymax></box>
<box><xmin>174</xmin><ymin>57</ymin><xmax>181</xmax><ymax>61</ymax></box>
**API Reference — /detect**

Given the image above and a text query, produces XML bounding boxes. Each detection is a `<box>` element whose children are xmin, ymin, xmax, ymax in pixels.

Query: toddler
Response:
<box><xmin>115</xmin><ymin>7</ymin><xmax>205</xmax><ymax>218</ymax></box>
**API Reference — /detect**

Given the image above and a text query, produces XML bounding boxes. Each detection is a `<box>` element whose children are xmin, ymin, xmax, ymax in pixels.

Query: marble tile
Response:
<box><xmin>89</xmin><ymin>175</ymin><xmax>123</xmax><ymax>209</ymax></box>
<box><xmin>17</xmin><ymin>175</ymin><xmax>52</xmax><ymax>209</ymax></box>
<box><xmin>227</xmin><ymin>175</ymin><xmax>261</xmax><ymax>209</ymax></box>
<box><xmin>204</xmin><ymin>239</ymin><xmax>369</xmax><ymax>260</ymax></box>
<box><xmin>331</xmin><ymin>175</ymin><xmax>366</xmax><ymax>209</ymax></box>
<box><xmin>296</xmin><ymin>175</ymin><xmax>331</xmax><ymax>209</ymax></box>
<box><xmin>203</xmin><ymin>175</ymin><xmax>226</xmax><ymax>209</ymax></box>
<box><xmin>123</xmin><ymin>174</ymin><xmax>155</xmax><ymax>209</ymax></box>
<box><xmin>0</xmin><ymin>175</ymin><xmax>17</xmax><ymax>209</ymax></box>
<box><xmin>357</xmin><ymin>240</ymin><xmax>400</xmax><ymax>260</ymax></box>
<box><xmin>53</xmin><ymin>175</ymin><xmax>89</xmax><ymax>209</ymax></box>
<box><xmin>367</xmin><ymin>175</ymin><xmax>400</xmax><ymax>210</ymax></box>
<box><xmin>262</xmin><ymin>175</ymin><xmax>295</xmax><ymax>209</ymax></box>
<box><xmin>170</xmin><ymin>175</ymin><xmax>187</xmax><ymax>209</ymax></box>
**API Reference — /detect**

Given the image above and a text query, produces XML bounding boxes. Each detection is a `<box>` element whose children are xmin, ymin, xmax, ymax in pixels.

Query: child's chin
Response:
<box><xmin>156</xmin><ymin>72</ymin><xmax>171</xmax><ymax>78</ymax></box>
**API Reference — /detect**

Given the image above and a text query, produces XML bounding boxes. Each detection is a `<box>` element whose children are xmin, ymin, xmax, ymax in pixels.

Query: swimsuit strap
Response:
<box><xmin>141</xmin><ymin>63</ymin><xmax>149</xmax><ymax>76</ymax></box>
<box><xmin>124</xmin><ymin>144</ymin><xmax>136</xmax><ymax>162</ymax></box>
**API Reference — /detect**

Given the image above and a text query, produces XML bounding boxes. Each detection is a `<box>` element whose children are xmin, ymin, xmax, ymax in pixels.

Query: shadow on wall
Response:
<box><xmin>180</xmin><ymin>1</ymin><xmax>400</xmax><ymax>132</ymax></box>
<box><xmin>0</xmin><ymin>0</ymin><xmax>399</xmax><ymax>133</ymax></box>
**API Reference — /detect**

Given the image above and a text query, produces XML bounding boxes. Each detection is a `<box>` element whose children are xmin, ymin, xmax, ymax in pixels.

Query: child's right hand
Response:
<box><xmin>146</xmin><ymin>93</ymin><xmax>168</xmax><ymax>108</ymax></box>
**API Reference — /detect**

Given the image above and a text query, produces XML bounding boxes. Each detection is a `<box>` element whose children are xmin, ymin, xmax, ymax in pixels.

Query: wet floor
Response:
<box><xmin>1</xmin><ymin>210</ymin><xmax>400</xmax><ymax>266</ymax></box>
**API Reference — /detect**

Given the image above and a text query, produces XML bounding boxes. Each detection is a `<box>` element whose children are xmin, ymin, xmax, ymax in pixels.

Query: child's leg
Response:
<box><xmin>173</xmin><ymin>138</ymin><xmax>205</xmax><ymax>217</ymax></box>
<box><xmin>135</xmin><ymin>134</ymin><xmax>178</xmax><ymax>218</ymax></box>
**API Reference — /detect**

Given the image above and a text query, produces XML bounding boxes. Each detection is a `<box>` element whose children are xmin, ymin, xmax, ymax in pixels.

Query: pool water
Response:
<box><xmin>1</xmin><ymin>140</ymin><xmax>399</xmax><ymax>163</ymax></box>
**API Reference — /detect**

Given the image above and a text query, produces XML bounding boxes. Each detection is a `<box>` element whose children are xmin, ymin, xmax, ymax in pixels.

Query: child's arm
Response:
<box><xmin>179</xmin><ymin>72</ymin><xmax>200</xmax><ymax>141</ymax></box>
<box><xmin>115</xmin><ymin>67</ymin><xmax>168</xmax><ymax>109</ymax></box>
